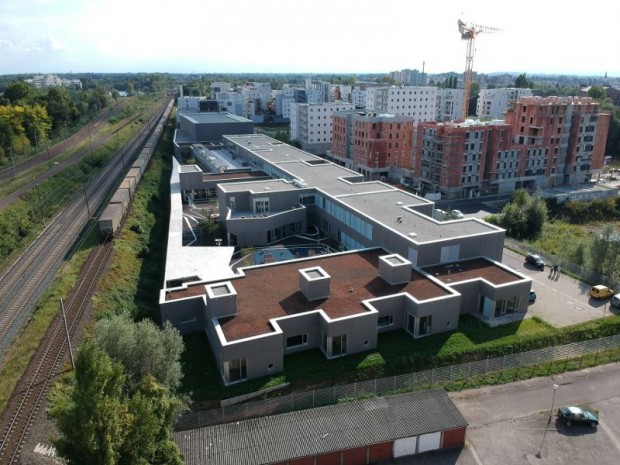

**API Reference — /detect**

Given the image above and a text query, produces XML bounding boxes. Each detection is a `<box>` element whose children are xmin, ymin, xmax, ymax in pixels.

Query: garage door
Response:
<box><xmin>418</xmin><ymin>431</ymin><xmax>441</xmax><ymax>453</ymax></box>
<box><xmin>393</xmin><ymin>436</ymin><xmax>417</xmax><ymax>458</ymax></box>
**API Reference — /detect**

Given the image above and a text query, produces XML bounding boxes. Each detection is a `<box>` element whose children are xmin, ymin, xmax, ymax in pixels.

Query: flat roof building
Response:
<box><xmin>160</xmin><ymin>134</ymin><xmax>533</xmax><ymax>385</ymax></box>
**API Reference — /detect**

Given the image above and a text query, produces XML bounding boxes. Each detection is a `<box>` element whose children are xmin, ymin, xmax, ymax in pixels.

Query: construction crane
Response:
<box><xmin>458</xmin><ymin>19</ymin><xmax>501</xmax><ymax>121</ymax></box>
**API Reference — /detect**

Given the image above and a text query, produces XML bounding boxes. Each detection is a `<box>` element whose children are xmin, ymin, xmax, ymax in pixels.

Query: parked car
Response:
<box><xmin>557</xmin><ymin>405</ymin><xmax>599</xmax><ymax>427</ymax></box>
<box><xmin>525</xmin><ymin>254</ymin><xmax>545</xmax><ymax>270</ymax></box>
<box><xmin>450</xmin><ymin>209</ymin><xmax>464</xmax><ymax>219</ymax></box>
<box><xmin>590</xmin><ymin>285</ymin><xmax>614</xmax><ymax>300</ymax></box>
<box><xmin>529</xmin><ymin>290</ymin><xmax>537</xmax><ymax>303</ymax></box>
<box><xmin>611</xmin><ymin>293</ymin><xmax>620</xmax><ymax>308</ymax></box>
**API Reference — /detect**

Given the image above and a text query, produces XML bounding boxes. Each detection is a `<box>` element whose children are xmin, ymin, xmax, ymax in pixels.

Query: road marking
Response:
<box><xmin>598</xmin><ymin>419</ymin><xmax>620</xmax><ymax>453</ymax></box>
<box><xmin>466</xmin><ymin>440</ymin><xmax>485</xmax><ymax>465</ymax></box>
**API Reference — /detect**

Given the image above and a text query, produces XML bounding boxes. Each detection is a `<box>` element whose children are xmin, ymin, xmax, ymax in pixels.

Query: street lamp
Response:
<box><xmin>536</xmin><ymin>383</ymin><xmax>559</xmax><ymax>458</ymax></box>
<box><xmin>550</xmin><ymin>384</ymin><xmax>559</xmax><ymax>420</ymax></box>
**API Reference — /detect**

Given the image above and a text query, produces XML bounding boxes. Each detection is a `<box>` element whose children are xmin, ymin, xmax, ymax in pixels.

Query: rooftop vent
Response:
<box><xmin>205</xmin><ymin>282</ymin><xmax>238</xmax><ymax>319</ymax></box>
<box><xmin>299</xmin><ymin>266</ymin><xmax>331</xmax><ymax>301</ymax></box>
<box><xmin>379</xmin><ymin>254</ymin><xmax>412</xmax><ymax>285</ymax></box>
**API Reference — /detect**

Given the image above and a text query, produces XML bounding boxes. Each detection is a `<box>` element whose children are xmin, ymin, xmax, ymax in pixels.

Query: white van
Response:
<box><xmin>433</xmin><ymin>209</ymin><xmax>446</xmax><ymax>221</ymax></box>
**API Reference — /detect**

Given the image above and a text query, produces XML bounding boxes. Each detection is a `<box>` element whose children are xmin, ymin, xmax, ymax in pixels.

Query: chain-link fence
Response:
<box><xmin>504</xmin><ymin>237</ymin><xmax>620</xmax><ymax>290</ymax></box>
<box><xmin>175</xmin><ymin>333</ymin><xmax>620</xmax><ymax>431</ymax></box>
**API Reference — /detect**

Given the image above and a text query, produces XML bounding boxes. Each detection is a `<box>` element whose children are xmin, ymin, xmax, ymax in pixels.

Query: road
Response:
<box><xmin>388</xmin><ymin>362</ymin><xmax>620</xmax><ymax>465</ymax></box>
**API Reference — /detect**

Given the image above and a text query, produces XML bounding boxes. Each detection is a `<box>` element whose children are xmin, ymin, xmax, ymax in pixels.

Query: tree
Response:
<box><xmin>468</xmin><ymin>81</ymin><xmax>480</xmax><ymax>117</ymax></box>
<box><xmin>43</xmin><ymin>87</ymin><xmax>79</xmax><ymax>131</ymax></box>
<box><xmin>515</xmin><ymin>73</ymin><xmax>534</xmax><ymax>89</ymax></box>
<box><xmin>92</xmin><ymin>315</ymin><xmax>184</xmax><ymax>391</ymax></box>
<box><xmin>3</xmin><ymin>81</ymin><xmax>38</xmax><ymax>104</ymax></box>
<box><xmin>119</xmin><ymin>377</ymin><xmax>184</xmax><ymax>465</ymax></box>
<box><xmin>49</xmin><ymin>321</ymin><xmax>186</xmax><ymax>465</ymax></box>
<box><xmin>587</xmin><ymin>85</ymin><xmax>606</xmax><ymax>100</ymax></box>
<box><xmin>588</xmin><ymin>223</ymin><xmax>620</xmax><ymax>278</ymax></box>
<box><xmin>499</xmin><ymin>189</ymin><xmax>547</xmax><ymax>239</ymax></box>
<box><xmin>49</xmin><ymin>341</ymin><xmax>129</xmax><ymax>465</ymax></box>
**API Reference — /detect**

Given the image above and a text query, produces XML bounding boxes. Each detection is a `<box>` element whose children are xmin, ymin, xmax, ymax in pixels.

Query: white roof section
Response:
<box><xmin>223</xmin><ymin>134</ymin><xmax>504</xmax><ymax>243</ymax></box>
<box><xmin>340</xmin><ymin>191</ymin><xmax>498</xmax><ymax>243</ymax></box>
<box><xmin>165</xmin><ymin>158</ymin><xmax>235</xmax><ymax>287</ymax></box>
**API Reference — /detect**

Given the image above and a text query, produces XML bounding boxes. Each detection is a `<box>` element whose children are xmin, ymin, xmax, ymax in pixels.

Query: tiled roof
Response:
<box><xmin>175</xmin><ymin>389</ymin><xmax>467</xmax><ymax>465</ymax></box>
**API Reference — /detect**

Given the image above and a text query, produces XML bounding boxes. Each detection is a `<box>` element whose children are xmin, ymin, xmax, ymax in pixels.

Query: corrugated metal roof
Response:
<box><xmin>176</xmin><ymin>389</ymin><xmax>467</xmax><ymax>465</ymax></box>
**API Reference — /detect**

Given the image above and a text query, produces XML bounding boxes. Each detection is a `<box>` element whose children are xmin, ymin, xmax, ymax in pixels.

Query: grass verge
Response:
<box><xmin>0</xmin><ymin>228</ymin><xmax>100</xmax><ymax>414</ymax></box>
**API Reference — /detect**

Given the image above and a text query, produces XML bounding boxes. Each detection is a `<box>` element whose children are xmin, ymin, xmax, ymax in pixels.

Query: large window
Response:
<box><xmin>286</xmin><ymin>333</ymin><xmax>308</xmax><ymax>348</ymax></box>
<box><xmin>378</xmin><ymin>315</ymin><xmax>394</xmax><ymax>328</ymax></box>
<box><xmin>253</xmin><ymin>197</ymin><xmax>270</xmax><ymax>214</ymax></box>
<box><xmin>322</xmin><ymin>333</ymin><xmax>347</xmax><ymax>358</ymax></box>
<box><xmin>406</xmin><ymin>313</ymin><xmax>432</xmax><ymax>338</ymax></box>
<box><xmin>225</xmin><ymin>358</ymin><xmax>247</xmax><ymax>383</ymax></box>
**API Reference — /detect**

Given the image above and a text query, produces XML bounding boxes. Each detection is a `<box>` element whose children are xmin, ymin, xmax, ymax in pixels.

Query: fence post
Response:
<box><xmin>312</xmin><ymin>389</ymin><xmax>315</xmax><ymax>408</ymax></box>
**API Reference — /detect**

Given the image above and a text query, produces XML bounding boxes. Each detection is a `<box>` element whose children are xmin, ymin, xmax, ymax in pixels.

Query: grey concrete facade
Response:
<box><xmin>159</xmin><ymin>134</ymin><xmax>532</xmax><ymax>385</ymax></box>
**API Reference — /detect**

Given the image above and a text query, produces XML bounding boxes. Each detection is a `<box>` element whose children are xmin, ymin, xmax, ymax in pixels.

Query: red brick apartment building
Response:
<box><xmin>412</xmin><ymin>96</ymin><xmax>610</xmax><ymax>199</ymax></box>
<box><xmin>330</xmin><ymin>111</ymin><xmax>414</xmax><ymax>180</ymax></box>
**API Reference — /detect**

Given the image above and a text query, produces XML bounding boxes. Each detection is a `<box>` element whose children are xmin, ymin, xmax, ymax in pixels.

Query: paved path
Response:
<box><xmin>502</xmin><ymin>248</ymin><xmax>616</xmax><ymax>327</ymax></box>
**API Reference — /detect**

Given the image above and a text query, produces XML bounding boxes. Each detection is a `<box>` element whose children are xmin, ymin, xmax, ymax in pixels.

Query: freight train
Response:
<box><xmin>98</xmin><ymin>99</ymin><xmax>174</xmax><ymax>238</ymax></box>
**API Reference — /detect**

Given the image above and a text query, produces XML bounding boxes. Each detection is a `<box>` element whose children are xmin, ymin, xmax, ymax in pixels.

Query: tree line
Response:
<box><xmin>0</xmin><ymin>73</ymin><xmax>173</xmax><ymax>164</ymax></box>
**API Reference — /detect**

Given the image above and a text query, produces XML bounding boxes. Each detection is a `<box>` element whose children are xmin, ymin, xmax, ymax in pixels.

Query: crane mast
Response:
<box><xmin>458</xmin><ymin>19</ymin><xmax>501</xmax><ymax>121</ymax></box>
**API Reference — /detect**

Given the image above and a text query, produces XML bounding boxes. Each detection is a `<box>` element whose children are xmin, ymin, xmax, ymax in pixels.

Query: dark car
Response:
<box><xmin>557</xmin><ymin>405</ymin><xmax>599</xmax><ymax>427</ymax></box>
<box><xmin>525</xmin><ymin>254</ymin><xmax>545</xmax><ymax>270</ymax></box>
<box><xmin>528</xmin><ymin>290</ymin><xmax>537</xmax><ymax>303</ymax></box>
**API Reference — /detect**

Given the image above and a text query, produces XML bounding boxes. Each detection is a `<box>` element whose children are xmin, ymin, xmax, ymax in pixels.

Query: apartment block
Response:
<box><xmin>331</xmin><ymin>111</ymin><xmax>415</xmax><ymax>180</ymax></box>
<box><xmin>413</xmin><ymin>96</ymin><xmax>611</xmax><ymax>199</ymax></box>
<box><xmin>477</xmin><ymin>88</ymin><xmax>534</xmax><ymax>119</ymax></box>
<box><xmin>436</xmin><ymin>88</ymin><xmax>465</xmax><ymax>122</ymax></box>
<box><xmin>365</xmin><ymin>86</ymin><xmax>437</xmax><ymax>123</ymax></box>
<box><xmin>241</xmin><ymin>82</ymin><xmax>272</xmax><ymax>112</ymax></box>
<box><xmin>289</xmin><ymin>102</ymin><xmax>355</xmax><ymax>155</ymax></box>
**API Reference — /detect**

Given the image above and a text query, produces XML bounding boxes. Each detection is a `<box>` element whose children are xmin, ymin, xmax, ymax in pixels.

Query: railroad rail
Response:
<box><xmin>0</xmin><ymin>237</ymin><xmax>113</xmax><ymax>464</ymax></box>
<box><xmin>0</xmin><ymin>99</ymin><xmax>172</xmax><ymax>362</ymax></box>
<box><xmin>0</xmin><ymin>98</ymin><xmax>174</xmax><ymax>464</ymax></box>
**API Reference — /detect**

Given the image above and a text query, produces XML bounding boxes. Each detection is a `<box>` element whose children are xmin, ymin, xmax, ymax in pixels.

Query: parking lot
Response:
<box><xmin>387</xmin><ymin>363</ymin><xmax>620</xmax><ymax>465</ymax></box>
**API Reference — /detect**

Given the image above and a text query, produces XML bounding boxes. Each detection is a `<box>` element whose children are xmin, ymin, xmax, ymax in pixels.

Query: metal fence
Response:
<box><xmin>504</xmin><ymin>237</ymin><xmax>620</xmax><ymax>290</ymax></box>
<box><xmin>175</xmin><ymin>333</ymin><xmax>620</xmax><ymax>431</ymax></box>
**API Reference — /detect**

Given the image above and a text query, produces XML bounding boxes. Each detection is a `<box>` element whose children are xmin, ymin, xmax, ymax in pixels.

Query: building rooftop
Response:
<box><xmin>222</xmin><ymin>134</ymin><xmax>505</xmax><ymax>243</ymax></box>
<box><xmin>423</xmin><ymin>257</ymin><xmax>526</xmax><ymax>286</ymax></box>
<box><xmin>165</xmin><ymin>159</ymin><xmax>236</xmax><ymax>287</ymax></box>
<box><xmin>340</xmin><ymin>191</ymin><xmax>499</xmax><ymax>244</ymax></box>
<box><xmin>181</xmin><ymin>113</ymin><xmax>252</xmax><ymax>124</ymax></box>
<box><xmin>175</xmin><ymin>389</ymin><xmax>467</xmax><ymax>465</ymax></box>
<box><xmin>166</xmin><ymin>248</ymin><xmax>452</xmax><ymax>342</ymax></box>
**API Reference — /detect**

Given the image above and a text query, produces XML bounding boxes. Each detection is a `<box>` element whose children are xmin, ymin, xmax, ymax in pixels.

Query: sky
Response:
<box><xmin>1</xmin><ymin>0</ymin><xmax>619</xmax><ymax>77</ymax></box>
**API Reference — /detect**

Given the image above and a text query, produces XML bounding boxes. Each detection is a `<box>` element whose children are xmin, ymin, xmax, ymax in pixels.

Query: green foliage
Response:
<box><xmin>92</xmin><ymin>315</ymin><xmax>184</xmax><ymax>392</ymax></box>
<box><xmin>588</xmin><ymin>223</ymin><xmax>620</xmax><ymax>278</ymax></box>
<box><xmin>515</xmin><ymin>73</ymin><xmax>534</xmax><ymax>88</ymax></box>
<box><xmin>499</xmin><ymin>189</ymin><xmax>547</xmax><ymax>239</ymax></box>
<box><xmin>49</xmin><ymin>341</ymin><xmax>129</xmax><ymax>465</ymax></box>
<box><xmin>49</xmin><ymin>339</ymin><xmax>185</xmax><ymax>465</ymax></box>
<box><xmin>587</xmin><ymin>85</ymin><xmax>607</xmax><ymax>100</ymax></box>
<box><xmin>3</xmin><ymin>81</ymin><xmax>38</xmax><ymax>104</ymax></box>
<box><xmin>550</xmin><ymin>197</ymin><xmax>619</xmax><ymax>224</ymax></box>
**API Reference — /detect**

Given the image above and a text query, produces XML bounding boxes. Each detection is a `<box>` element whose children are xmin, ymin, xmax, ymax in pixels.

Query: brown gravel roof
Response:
<box><xmin>169</xmin><ymin>249</ymin><xmax>450</xmax><ymax>342</ymax></box>
<box><xmin>423</xmin><ymin>258</ymin><xmax>524</xmax><ymax>286</ymax></box>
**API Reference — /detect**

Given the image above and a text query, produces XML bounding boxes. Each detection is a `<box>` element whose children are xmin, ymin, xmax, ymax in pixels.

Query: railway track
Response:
<box><xmin>0</xmin><ymin>100</ymin><xmax>170</xmax><ymax>361</ymax></box>
<box><xmin>0</xmin><ymin>100</ymin><xmax>173</xmax><ymax>464</ymax></box>
<box><xmin>0</xmin><ymin>238</ymin><xmax>114</xmax><ymax>464</ymax></box>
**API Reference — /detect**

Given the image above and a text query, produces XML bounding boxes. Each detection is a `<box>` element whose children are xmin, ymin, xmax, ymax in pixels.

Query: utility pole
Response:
<box><xmin>9</xmin><ymin>147</ymin><xmax>17</xmax><ymax>177</ymax></box>
<box><xmin>60</xmin><ymin>299</ymin><xmax>75</xmax><ymax>369</ymax></box>
<box><xmin>83</xmin><ymin>185</ymin><xmax>91</xmax><ymax>218</ymax></box>
<box><xmin>46</xmin><ymin>140</ymin><xmax>52</xmax><ymax>169</ymax></box>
